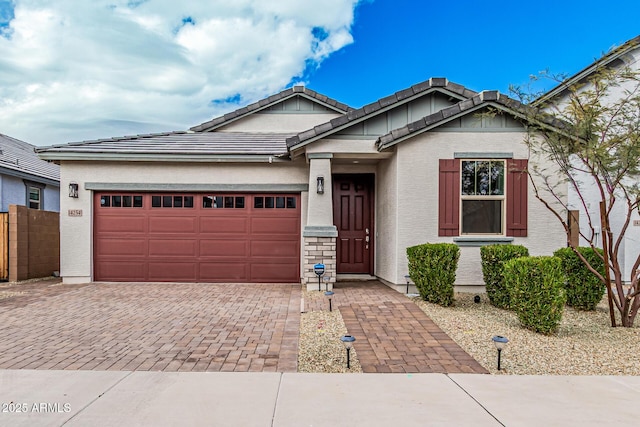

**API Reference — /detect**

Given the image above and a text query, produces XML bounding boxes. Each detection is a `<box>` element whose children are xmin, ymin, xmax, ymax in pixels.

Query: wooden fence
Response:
<box><xmin>0</xmin><ymin>213</ymin><xmax>7</xmax><ymax>280</ymax></box>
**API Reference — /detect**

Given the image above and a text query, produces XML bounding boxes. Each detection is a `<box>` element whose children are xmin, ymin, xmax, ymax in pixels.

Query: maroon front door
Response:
<box><xmin>333</xmin><ymin>174</ymin><xmax>374</xmax><ymax>274</ymax></box>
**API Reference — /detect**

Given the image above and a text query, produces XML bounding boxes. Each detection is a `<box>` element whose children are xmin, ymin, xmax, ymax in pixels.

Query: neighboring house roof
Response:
<box><xmin>0</xmin><ymin>133</ymin><xmax>60</xmax><ymax>184</ymax></box>
<box><xmin>536</xmin><ymin>35</ymin><xmax>640</xmax><ymax>105</ymax></box>
<box><xmin>286</xmin><ymin>77</ymin><xmax>478</xmax><ymax>150</ymax></box>
<box><xmin>376</xmin><ymin>90</ymin><xmax>568</xmax><ymax>151</ymax></box>
<box><xmin>36</xmin><ymin>131</ymin><xmax>293</xmax><ymax>161</ymax></box>
<box><xmin>190</xmin><ymin>86</ymin><xmax>353</xmax><ymax>132</ymax></box>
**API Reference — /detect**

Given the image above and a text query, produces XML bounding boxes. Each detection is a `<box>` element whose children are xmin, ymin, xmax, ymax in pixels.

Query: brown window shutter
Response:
<box><xmin>506</xmin><ymin>159</ymin><xmax>528</xmax><ymax>237</ymax></box>
<box><xmin>438</xmin><ymin>159</ymin><xmax>460</xmax><ymax>236</ymax></box>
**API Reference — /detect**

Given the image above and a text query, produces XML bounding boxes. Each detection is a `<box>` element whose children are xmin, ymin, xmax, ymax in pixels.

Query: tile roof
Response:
<box><xmin>189</xmin><ymin>86</ymin><xmax>353</xmax><ymax>132</ymax></box>
<box><xmin>0</xmin><ymin>133</ymin><xmax>60</xmax><ymax>182</ymax></box>
<box><xmin>375</xmin><ymin>90</ymin><xmax>568</xmax><ymax>150</ymax></box>
<box><xmin>36</xmin><ymin>132</ymin><xmax>293</xmax><ymax>157</ymax></box>
<box><xmin>286</xmin><ymin>78</ymin><xmax>478</xmax><ymax>149</ymax></box>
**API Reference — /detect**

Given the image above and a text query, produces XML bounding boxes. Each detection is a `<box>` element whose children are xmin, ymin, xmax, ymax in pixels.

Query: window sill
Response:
<box><xmin>453</xmin><ymin>237</ymin><xmax>514</xmax><ymax>247</ymax></box>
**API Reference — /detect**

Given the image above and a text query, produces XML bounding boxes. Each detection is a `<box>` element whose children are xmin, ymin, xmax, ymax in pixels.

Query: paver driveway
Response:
<box><xmin>0</xmin><ymin>280</ymin><xmax>300</xmax><ymax>372</ymax></box>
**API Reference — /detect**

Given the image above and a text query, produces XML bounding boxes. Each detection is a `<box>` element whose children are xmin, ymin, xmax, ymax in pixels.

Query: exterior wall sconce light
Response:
<box><xmin>313</xmin><ymin>263</ymin><xmax>325</xmax><ymax>291</ymax></box>
<box><xmin>316</xmin><ymin>176</ymin><xmax>324</xmax><ymax>194</ymax></box>
<box><xmin>340</xmin><ymin>335</ymin><xmax>356</xmax><ymax>369</ymax></box>
<box><xmin>492</xmin><ymin>335</ymin><xmax>509</xmax><ymax>371</ymax></box>
<box><xmin>324</xmin><ymin>291</ymin><xmax>334</xmax><ymax>312</ymax></box>
<box><xmin>68</xmin><ymin>182</ymin><xmax>79</xmax><ymax>198</ymax></box>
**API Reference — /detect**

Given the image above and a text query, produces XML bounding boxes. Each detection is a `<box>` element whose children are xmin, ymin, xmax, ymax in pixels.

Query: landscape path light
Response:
<box><xmin>323</xmin><ymin>275</ymin><xmax>331</xmax><ymax>291</ymax></box>
<box><xmin>324</xmin><ymin>291</ymin><xmax>334</xmax><ymax>312</ymax></box>
<box><xmin>340</xmin><ymin>335</ymin><xmax>356</xmax><ymax>369</ymax></box>
<box><xmin>403</xmin><ymin>274</ymin><xmax>419</xmax><ymax>297</ymax></box>
<box><xmin>491</xmin><ymin>335</ymin><xmax>509</xmax><ymax>371</ymax></box>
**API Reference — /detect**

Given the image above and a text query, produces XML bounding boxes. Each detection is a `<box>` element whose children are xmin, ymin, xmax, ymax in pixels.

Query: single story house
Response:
<box><xmin>37</xmin><ymin>78</ymin><xmax>567</xmax><ymax>291</ymax></box>
<box><xmin>1</xmin><ymin>133</ymin><xmax>60</xmax><ymax>212</ymax></box>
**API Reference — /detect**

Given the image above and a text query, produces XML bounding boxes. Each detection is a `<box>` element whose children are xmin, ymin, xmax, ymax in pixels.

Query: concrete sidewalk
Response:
<box><xmin>1</xmin><ymin>371</ymin><xmax>638</xmax><ymax>426</ymax></box>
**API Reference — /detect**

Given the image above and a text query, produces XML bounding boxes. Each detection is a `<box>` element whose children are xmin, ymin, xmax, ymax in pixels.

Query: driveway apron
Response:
<box><xmin>0</xmin><ymin>280</ymin><xmax>300</xmax><ymax>372</ymax></box>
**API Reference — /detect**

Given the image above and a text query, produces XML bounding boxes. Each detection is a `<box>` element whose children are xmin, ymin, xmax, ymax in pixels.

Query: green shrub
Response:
<box><xmin>504</xmin><ymin>256</ymin><xmax>566</xmax><ymax>335</ymax></box>
<box><xmin>406</xmin><ymin>243</ymin><xmax>459</xmax><ymax>306</ymax></box>
<box><xmin>480</xmin><ymin>244</ymin><xmax>529</xmax><ymax>309</ymax></box>
<box><xmin>553</xmin><ymin>247</ymin><xmax>606</xmax><ymax>310</ymax></box>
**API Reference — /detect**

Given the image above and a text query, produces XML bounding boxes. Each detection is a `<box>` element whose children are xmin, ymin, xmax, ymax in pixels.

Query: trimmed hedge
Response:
<box><xmin>406</xmin><ymin>243</ymin><xmax>459</xmax><ymax>307</ymax></box>
<box><xmin>504</xmin><ymin>256</ymin><xmax>566</xmax><ymax>335</ymax></box>
<box><xmin>553</xmin><ymin>247</ymin><xmax>606</xmax><ymax>310</ymax></box>
<box><xmin>480</xmin><ymin>244</ymin><xmax>529</xmax><ymax>309</ymax></box>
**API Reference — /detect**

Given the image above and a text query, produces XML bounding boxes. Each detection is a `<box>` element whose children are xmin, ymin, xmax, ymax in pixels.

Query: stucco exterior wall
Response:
<box><xmin>305</xmin><ymin>138</ymin><xmax>379</xmax><ymax>155</ymax></box>
<box><xmin>393</xmin><ymin>131</ymin><xmax>567</xmax><ymax>286</ymax></box>
<box><xmin>1</xmin><ymin>174</ymin><xmax>24</xmax><ymax>212</ymax></box>
<box><xmin>59</xmin><ymin>160</ymin><xmax>309</xmax><ymax>283</ymax></box>
<box><xmin>374</xmin><ymin>155</ymin><xmax>398</xmax><ymax>283</ymax></box>
<box><xmin>44</xmin><ymin>185</ymin><xmax>60</xmax><ymax>212</ymax></box>
<box><xmin>0</xmin><ymin>174</ymin><xmax>59</xmax><ymax>212</ymax></box>
<box><xmin>217</xmin><ymin>112</ymin><xmax>341</xmax><ymax>133</ymax></box>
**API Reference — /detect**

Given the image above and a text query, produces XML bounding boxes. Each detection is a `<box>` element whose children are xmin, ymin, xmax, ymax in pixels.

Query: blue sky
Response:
<box><xmin>307</xmin><ymin>0</ymin><xmax>640</xmax><ymax>107</ymax></box>
<box><xmin>0</xmin><ymin>0</ymin><xmax>638</xmax><ymax>145</ymax></box>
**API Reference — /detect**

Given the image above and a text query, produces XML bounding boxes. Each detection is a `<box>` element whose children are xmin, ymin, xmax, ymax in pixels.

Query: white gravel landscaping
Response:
<box><xmin>414</xmin><ymin>293</ymin><xmax>640</xmax><ymax>375</ymax></box>
<box><xmin>297</xmin><ymin>290</ymin><xmax>362</xmax><ymax>373</ymax></box>
<box><xmin>297</xmin><ymin>288</ymin><xmax>639</xmax><ymax>375</ymax></box>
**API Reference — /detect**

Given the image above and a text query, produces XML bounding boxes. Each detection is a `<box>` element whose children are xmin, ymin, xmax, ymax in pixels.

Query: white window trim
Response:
<box><xmin>23</xmin><ymin>180</ymin><xmax>45</xmax><ymax>210</ymax></box>
<box><xmin>459</xmin><ymin>159</ymin><xmax>507</xmax><ymax>236</ymax></box>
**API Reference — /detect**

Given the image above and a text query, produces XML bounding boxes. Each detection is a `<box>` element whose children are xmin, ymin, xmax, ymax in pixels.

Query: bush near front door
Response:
<box><xmin>406</xmin><ymin>243</ymin><xmax>460</xmax><ymax>307</ymax></box>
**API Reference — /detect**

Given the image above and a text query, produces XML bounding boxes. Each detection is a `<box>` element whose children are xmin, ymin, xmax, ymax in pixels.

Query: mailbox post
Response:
<box><xmin>313</xmin><ymin>263</ymin><xmax>325</xmax><ymax>292</ymax></box>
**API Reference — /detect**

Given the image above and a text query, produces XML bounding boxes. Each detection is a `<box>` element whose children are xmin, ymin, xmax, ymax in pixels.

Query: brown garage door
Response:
<box><xmin>94</xmin><ymin>193</ymin><xmax>301</xmax><ymax>282</ymax></box>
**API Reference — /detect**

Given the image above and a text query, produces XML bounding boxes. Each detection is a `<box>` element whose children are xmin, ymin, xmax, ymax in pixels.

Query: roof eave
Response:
<box><xmin>376</xmin><ymin>101</ymin><xmax>566</xmax><ymax>151</ymax></box>
<box><xmin>286</xmin><ymin>86</ymin><xmax>473</xmax><ymax>152</ymax></box>
<box><xmin>0</xmin><ymin>165</ymin><xmax>60</xmax><ymax>186</ymax></box>
<box><xmin>535</xmin><ymin>35</ymin><xmax>640</xmax><ymax>105</ymax></box>
<box><xmin>36</xmin><ymin>152</ymin><xmax>290</xmax><ymax>163</ymax></box>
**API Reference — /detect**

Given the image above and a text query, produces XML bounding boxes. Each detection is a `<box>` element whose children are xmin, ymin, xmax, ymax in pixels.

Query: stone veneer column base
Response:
<box><xmin>302</xmin><ymin>226</ymin><xmax>337</xmax><ymax>292</ymax></box>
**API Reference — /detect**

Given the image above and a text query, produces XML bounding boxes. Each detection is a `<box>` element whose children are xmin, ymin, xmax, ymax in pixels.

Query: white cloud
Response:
<box><xmin>0</xmin><ymin>0</ymin><xmax>360</xmax><ymax>145</ymax></box>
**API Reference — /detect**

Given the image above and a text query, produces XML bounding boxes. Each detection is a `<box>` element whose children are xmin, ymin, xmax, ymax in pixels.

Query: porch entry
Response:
<box><xmin>332</xmin><ymin>174</ymin><xmax>374</xmax><ymax>274</ymax></box>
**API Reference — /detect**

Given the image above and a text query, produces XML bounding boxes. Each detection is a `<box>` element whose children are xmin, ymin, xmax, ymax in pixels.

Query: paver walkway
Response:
<box><xmin>0</xmin><ymin>280</ymin><xmax>300</xmax><ymax>372</ymax></box>
<box><xmin>306</xmin><ymin>281</ymin><xmax>488</xmax><ymax>374</ymax></box>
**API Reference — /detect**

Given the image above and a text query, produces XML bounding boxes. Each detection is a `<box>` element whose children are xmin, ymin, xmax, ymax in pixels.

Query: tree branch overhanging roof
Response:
<box><xmin>375</xmin><ymin>90</ymin><xmax>571</xmax><ymax>151</ymax></box>
<box><xmin>189</xmin><ymin>86</ymin><xmax>353</xmax><ymax>133</ymax></box>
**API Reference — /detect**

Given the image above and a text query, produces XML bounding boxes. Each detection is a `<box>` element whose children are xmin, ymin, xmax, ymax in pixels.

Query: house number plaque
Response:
<box><xmin>68</xmin><ymin>209</ymin><xmax>83</xmax><ymax>217</ymax></box>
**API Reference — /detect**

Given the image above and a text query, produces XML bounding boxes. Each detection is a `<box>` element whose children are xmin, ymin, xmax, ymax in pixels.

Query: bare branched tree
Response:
<box><xmin>513</xmin><ymin>66</ymin><xmax>640</xmax><ymax>327</ymax></box>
